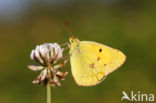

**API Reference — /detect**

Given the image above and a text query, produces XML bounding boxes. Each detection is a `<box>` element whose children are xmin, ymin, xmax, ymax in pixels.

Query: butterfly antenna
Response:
<box><xmin>63</xmin><ymin>20</ymin><xmax>75</xmax><ymax>37</ymax></box>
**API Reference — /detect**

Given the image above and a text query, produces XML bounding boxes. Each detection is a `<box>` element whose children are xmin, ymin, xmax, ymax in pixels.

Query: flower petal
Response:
<box><xmin>28</xmin><ymin>65</ymin><xmax>43</xmax><ymax>71</ymax></box>
<box><xmin>32</xmin><ymin>69</ymin><xmax>47</xmax><ymax>84</ymax></box>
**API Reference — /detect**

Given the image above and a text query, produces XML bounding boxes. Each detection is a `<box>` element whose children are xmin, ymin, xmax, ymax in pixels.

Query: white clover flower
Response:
<box><xmin>28</xmin><ymin>43</ymin><xmax>68</xmax><ymax>87</ymax></box>
<box><xmin>30</xmin><ymin>43</ymin><xmax>63</xmax><ymax>66</ymax></box>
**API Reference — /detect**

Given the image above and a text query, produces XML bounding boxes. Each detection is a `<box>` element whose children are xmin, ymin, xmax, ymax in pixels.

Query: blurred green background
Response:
<box><xmin>0</xmin><ymin>0</ymin><xmax>156</xmax><ymax>103</ymax></box>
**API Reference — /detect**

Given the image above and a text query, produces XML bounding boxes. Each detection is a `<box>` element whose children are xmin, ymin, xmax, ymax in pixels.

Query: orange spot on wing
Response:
<box><xmin>89</xmin><ymin>63</ymin><xmax>94</xmax><ymax>68</ymax></box>
<box><xmin>97</xmin><ymin>57</ymin><xmax>100</xmax><ymax>61</ymax></box>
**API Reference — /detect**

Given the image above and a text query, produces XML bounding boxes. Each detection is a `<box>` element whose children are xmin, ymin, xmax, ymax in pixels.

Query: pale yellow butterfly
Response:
<box><xmin>69</xmin><ymin>37</ymin><xmax>126</xmax><ymax>86</ymax></box>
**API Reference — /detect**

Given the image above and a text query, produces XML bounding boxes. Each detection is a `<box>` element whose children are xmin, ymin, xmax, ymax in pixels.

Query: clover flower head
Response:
<box><xmin>28</xmin><ymin>43</ymin><xmax>68</xmax><ymax>87</ymax></box>
<box><xmin>30</xmin><ymin>43</ymin><xmax>63</xmax><ymax>66</ymax></box>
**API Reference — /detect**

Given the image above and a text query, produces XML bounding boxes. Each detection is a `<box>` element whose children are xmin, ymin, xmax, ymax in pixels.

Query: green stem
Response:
<box><xmin>47</xmin><ymin>83</ymin><xmax>51</xmax><ymax>103</ymax></box>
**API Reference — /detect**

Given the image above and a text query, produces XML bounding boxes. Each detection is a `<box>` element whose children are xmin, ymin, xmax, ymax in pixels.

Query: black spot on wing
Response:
<box><xmin>99</xmin><ymin>48</ymin><xmax>102</xmax><ymax>52</ymax></box>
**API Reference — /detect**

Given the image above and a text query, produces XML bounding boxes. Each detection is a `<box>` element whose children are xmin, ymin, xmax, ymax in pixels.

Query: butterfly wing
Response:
<box><xmin>70</xmin><ymin>41</ymin><xmax>126</xmax><ymax>86</ymax></box>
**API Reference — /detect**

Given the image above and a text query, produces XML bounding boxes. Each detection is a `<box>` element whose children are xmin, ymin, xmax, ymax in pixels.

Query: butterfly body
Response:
<box><xmin>69</xmin><ymin>37</ymin><xmax>126</xmax><ymax>86</ymax></box>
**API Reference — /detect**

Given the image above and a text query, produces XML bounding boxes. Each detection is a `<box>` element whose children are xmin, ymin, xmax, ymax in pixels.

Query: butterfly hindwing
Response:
<box><xmin>70</xmin><ymin>43</ymin><xmax>106</xmax><ymax>86</ymax></box>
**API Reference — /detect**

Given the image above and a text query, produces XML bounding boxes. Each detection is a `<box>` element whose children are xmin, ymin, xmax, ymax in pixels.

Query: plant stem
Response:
<box><xmin>47</xmin><ymin>83</ymin><xmax>51</xmax><ymax>103</ymax></box>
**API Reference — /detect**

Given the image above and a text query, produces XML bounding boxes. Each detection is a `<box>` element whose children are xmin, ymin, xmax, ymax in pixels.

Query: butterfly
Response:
<box><xmin>69</xmin><ymin>37</ymin><xmax>126</xmax><ymax>86</ymax></box>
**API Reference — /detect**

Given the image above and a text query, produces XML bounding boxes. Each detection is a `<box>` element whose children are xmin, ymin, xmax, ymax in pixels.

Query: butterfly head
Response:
<box><xmin>69</xmin><ymin>37</ymin><xmax>80</xmax><ymax>53</ymax></box>
<box><xmin>69</xmin><ymin>37</ymin><xmax>79</xmax><ymax>43</ymax></box>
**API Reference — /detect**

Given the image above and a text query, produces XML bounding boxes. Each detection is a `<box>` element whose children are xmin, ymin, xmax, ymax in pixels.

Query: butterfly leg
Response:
<box><xmin>53</xmin><ymin>43</ymin><xmax>70</xmax><ymax>64</ymax></box>
<box><xmin>61</xmin><ymin>42</ymin><xmax>69</xmax><ymax>47</ymax></box>
<box><xmin>61</xmin><ymin>43</ymin><xmax>70</xmax><ymax>52</ymax></box>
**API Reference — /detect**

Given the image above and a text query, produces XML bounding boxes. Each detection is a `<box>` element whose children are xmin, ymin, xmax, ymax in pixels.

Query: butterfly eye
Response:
<box><xmin>69</xmin><ymin>37</ymin><xmax>74</xmax><ymax>43</ymax></box>
<box><xmin>99</xmin><ymin>48</ymin><xmax>102</xmax><ymax>52</ymax></box>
